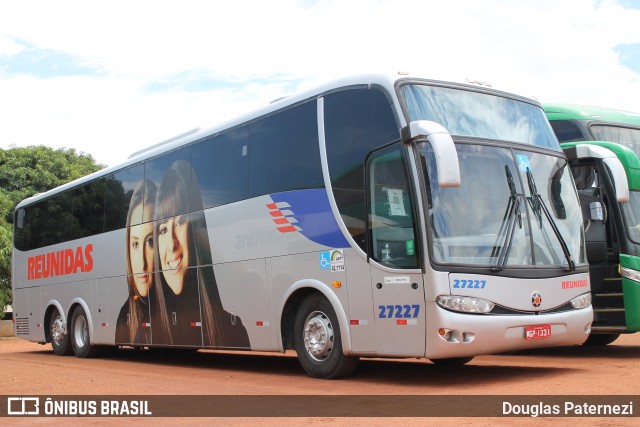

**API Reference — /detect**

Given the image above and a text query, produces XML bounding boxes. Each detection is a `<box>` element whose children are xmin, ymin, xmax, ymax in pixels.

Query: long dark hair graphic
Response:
<box><xmin>151</xmin><ymin>159</ymin><xmax>249</xmax><ymax>348</ymax></box>
<box><xmin>115</xmin><ymin>179</ymin><xmax>157</xmax><ymax>344</ymax></box>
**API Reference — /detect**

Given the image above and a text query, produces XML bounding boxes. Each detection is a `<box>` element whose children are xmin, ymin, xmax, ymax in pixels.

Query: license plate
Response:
<box><xmin>525</xmin><ymin>324</ymin><xmax>552</xmax><ymax>339</ymax></box>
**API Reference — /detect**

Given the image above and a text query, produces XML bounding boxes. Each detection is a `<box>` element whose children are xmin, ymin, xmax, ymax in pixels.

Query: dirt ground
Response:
<box><xmin>2</xmin><ymin>333</ymin><xmax>640</xmax><ymax>426</ymax></box>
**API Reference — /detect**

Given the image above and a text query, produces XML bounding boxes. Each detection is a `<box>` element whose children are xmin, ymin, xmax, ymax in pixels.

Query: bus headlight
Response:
<box><xmin>436</xmin><ymin>295</ymin><xmax>495</xmax><ymax>314</ymax></box>
<box><xmin>621</xmin><ymin>267</ymin><xmax>640</xmax><ymax>283</ymax></box>
<box><xmin>570</xmin><ymin>293</ymin><xmax>591</xmax><ymax>309</ymax></box>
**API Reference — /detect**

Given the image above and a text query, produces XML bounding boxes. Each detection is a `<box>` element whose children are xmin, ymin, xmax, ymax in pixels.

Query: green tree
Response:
<box><xmin>0</xmin><ymin>146</ymin><xmax>104</xmax><ymax>315</ymax></box>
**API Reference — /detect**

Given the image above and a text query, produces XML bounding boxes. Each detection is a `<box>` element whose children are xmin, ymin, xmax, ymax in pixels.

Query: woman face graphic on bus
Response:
<box><xmin>154</xmin><ymin>160</ymin><xmax>194</xmax><ymax>296</ymax></box>
<box><xmin>150</xmin><ymin>158</ymin><xmax>250</xmax><ymax>348</ymax></box>
<box><xmin>126</xmin><ymin>180</ymin><xmax>157</xmax><ymax>298</ymax></box>
<box><xmin>157</xmin><ymin>213</ymin><xmax>190</xmax><ymax>295</ymax></box>
<box><xmin>151</xmin><ymin>159</ymin><xmax>202</xmax><ymax>346</ymax></box>
<box><xmin>128</xmin><ymin>203</ymin><xmax>155</xmax><ymax>297</ymax></box>
<box><xmin>115</xmin><ymin>179</ymin><xmax>157</xmax><ymax>345</ymax></box>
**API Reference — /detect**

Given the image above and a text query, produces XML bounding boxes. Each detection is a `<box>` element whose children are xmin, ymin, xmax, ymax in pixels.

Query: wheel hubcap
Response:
<box><xmin>303</xmin><ymin>310</ymin><xmax>334</xmax><ymax>362</ymax></box>
<box><xmin>51</xmin><ymin>316</ymin><xmax>65</xmax><ymax>344</ymax></box>
<box><xmin>74</xmin><ymin>315</ymin><xmax>88</xmax><ymax>348</ymax></box>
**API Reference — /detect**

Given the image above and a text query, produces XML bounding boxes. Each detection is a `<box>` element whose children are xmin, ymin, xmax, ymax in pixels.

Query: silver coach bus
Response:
<box><xmin>12</xmin><ymin>73</ymin><xmax>593</xmax><ymax>378</ymax></box>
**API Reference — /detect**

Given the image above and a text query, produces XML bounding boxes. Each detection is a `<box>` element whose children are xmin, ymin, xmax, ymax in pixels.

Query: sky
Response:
<box><xmin>1</xmin><ymin>0</ymin><xmax>640</xmax><ymax>167</ymax></box>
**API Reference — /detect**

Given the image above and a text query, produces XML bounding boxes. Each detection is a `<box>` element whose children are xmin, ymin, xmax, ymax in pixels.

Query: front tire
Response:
<box><xmin>293</xmin><ymin>293</ymin><xmax>359</xmax><ymax>379</ymax></box>
<box><xmin>583</xmin><ymin>333</ymin><xmax>620</xmax><ymax>346</ymax></box>
<box><xmin>49</xmin><ymin>307</ymin><xmax>72</xmax><ymax>356</ymax></box>
<box><xmin>70</xmin><ymin>307</ymin><xmax>99</xmax><ymax>358</ymax></box>
<box><xmin>430</xmin><ymin>357</ymin><xmax>474</xmax><ymax>366</ymax></box>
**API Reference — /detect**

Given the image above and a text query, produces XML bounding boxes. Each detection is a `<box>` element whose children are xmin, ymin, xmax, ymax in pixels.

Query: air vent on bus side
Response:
<box><xmin>14</xmin><ymin>317</ymin><xmax>29</xmax><ymax>335</ymax></box>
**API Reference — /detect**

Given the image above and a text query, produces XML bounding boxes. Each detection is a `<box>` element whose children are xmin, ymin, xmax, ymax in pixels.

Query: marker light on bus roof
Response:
<box><xmin>436</xmin><ymin>295</ymin><xmax>495</xmax><ymax>314</ymax></box>
<box><xmin>465</xmin><ymin>78</ymin><xmax>492</xmax><ymax>87</ymax></box>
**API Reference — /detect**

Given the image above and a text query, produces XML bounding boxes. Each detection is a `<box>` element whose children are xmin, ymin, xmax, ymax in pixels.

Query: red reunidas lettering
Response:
<box><xmin>561</xmin><ymin>279</ymin><xmax>589</xmax><ymax>289</ymax></box>
<box><xmin>27</xmin><ymin>244</ymin><xmax>95</xmax><ymax>281</ymax></box>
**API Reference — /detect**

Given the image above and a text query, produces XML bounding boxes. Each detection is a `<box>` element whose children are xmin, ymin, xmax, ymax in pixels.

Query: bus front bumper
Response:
<box><xmin>424</xmin><ymin>302</ymin><xmax>593</xmax><ymax>359</ymax></box>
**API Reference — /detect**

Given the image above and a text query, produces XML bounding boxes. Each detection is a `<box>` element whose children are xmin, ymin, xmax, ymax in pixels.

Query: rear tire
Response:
<box><xmin>293</xmin><ymin>293</ymin><xmax>359</xmax><ymax>379</ymax></box>
<box><xmin>49</xmin><ymin>307</ymin><xmax>72</xmax><ymax>356</ymax></box>
<box><xmin>430</xmin><ymin>357</ymin><xmax>474</xmax><ymax>366</ymax></box>
<box><xmin>70</xmin><ymin>307</ymin><xmax>99</xmax><ymax>358</ymax></box>
<box><xmin>583</xmin><ymin>333</ymin><xmax>620</xmax><ymax>346</ymax></box>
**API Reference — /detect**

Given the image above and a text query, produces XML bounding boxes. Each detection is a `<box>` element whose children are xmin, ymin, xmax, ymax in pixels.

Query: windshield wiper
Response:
<box><xmin>525</xmin><ymin>168</ymin><xmax>576</xmax><ymax>271</ymax></box>
<box><xmin>491</xmin><ymin>166</ymin><xmax>524</xmax><ymax>272</ymax></box>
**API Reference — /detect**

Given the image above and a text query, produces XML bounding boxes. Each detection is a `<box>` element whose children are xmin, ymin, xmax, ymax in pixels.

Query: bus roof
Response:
<box><xmin>16</xmin><ymin>72</ymin><xmax>540</xmax><ymax>210</ymax></box>
<box><xmin>544</xmin><ymin>103</ymin><xmax>640</xmax><ymax>125</ymax></box>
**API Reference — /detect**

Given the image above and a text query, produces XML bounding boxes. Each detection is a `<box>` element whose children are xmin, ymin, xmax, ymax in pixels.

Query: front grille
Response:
<box><xmin>490</xmin><ymin>301</ymin><xmax>574</xmax><ymax>315</ymax></box>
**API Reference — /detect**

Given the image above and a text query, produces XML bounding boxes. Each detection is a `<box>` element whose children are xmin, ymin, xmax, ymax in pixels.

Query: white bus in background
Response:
<box><xmin>12</xmin><ymin>73</ymin><xmax>593</xmax><ymax>379</ymax></box>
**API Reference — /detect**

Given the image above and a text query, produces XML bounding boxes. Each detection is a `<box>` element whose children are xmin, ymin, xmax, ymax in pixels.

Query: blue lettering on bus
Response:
<box><xmin>378</xmin><ymin>304</ymin><xmax>420</xmax><ymax>318</ymax></box>
<box><xmin>452</xmin><ymin>279</ymin><xmax>487</xmax><ymax>289</ymax></box>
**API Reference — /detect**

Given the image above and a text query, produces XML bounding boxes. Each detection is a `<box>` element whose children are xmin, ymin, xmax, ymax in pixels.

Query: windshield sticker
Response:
<box><xmin>385</xmin><ymin>188</ymin><xmax>407</xmax><ymax>216</ymax></box>
<box><xmin>517</xmin><ymin>154</ymin><xmax>531</xmax><ymax>172</ymax></box>
<box><xmin>406</xmin><ymin>240</ymin><xmax>415</xmax><ymax>256</ymax></box>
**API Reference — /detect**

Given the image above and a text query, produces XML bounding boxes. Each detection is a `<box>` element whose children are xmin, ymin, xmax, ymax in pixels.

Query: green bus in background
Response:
<box><xmin>545</xmin><ymin>104</ymin><xmax>640</xmax><ymax>345</ymax></box>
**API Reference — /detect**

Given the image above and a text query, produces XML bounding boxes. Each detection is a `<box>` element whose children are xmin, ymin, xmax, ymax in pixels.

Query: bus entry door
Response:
<box><xmin>367</xmin><ymin>143</ymin><xmax>426</xmax><ymax>356</ymax></box>
<box><xmin>370</xmin><ymin>268</ymin><xmax>426</xmax><ymax>357</ymax></box>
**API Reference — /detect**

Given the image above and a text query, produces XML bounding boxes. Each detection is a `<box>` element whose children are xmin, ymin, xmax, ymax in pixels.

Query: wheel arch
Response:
<box><xmin>279</xmin><ymin>279</ymin><xmax>352</xmax><ymax>354</ymax></box>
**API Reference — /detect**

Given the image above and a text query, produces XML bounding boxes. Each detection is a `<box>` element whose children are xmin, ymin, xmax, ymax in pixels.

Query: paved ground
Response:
<box><xmin>2</xmin><ymin>334</ymin><xmax>640</xmax><ymax>426</ymax></box>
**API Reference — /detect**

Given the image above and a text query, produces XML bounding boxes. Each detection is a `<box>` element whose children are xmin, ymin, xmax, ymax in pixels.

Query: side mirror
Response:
<box><xmin>564</xmin><ymin>144</ymin><xmax>630</xmax><ymax>203</ymax></box>
<box><xmin>404</xmin><ymin>120</ymin><xmax>461</xmax><ymax>187</ymax></box>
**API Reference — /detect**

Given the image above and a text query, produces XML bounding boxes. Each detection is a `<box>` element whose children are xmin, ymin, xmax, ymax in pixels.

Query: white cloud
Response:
<box><xmin>0</xmin><ymin>35</ymin><xmax>23</xmax><ymax>55</ymax></box>
<box><xmin>1</xmin><ymin>0</ymin><xmax>640</xmax><ymax>166</ymax></box>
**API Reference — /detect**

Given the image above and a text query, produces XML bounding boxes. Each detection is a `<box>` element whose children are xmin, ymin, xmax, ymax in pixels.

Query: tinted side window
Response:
<box><xmin>46</xmin><ymin>192</ymin><xmax>73</xmax><ymax>246</ymax></box>
<box><xmin>14</xmin><ymin>208</ymin><xmax>28</xmax><ymax>251</ymax></box>
<box><xmin>192</xmin><ymin>126</ymin><xmax>250</xmax><ymax>209</ymax></box>
<box><xmin>550</xmin><ymin>120</ymin><xmax>586</xmax><ymax>143</ymax></box>
<box><xmin>249</xmin><ymin>101</ymin><xmax>323</xmax><ymax>197</ymax></box>
<box><xmin>105</xmin><ymin>164</ymin><xmax>145</xmax><ymax>232</ymax></box>
<box><xmin>324</xmin><ymin>88</ymin><xmax>400</xmax><ymax>250</ymax></box>
<box><xmin>368</xmin><ymin>145</ymin><xmax>419</xmax><ymax>268</ymax></box>
<box><xmin>72</xmin><ymin>178</ymin><xmax>106</xmax><ymax>239</ymax></box>
<box><xmin>28</xmin><ymin>201</ymin><xmax>47</xmax><ymax>250</ymax></box>
<box><xmin>144</xmin><ymin>147</ymin><xmax>193</xmax><ymax>219</ymax></box>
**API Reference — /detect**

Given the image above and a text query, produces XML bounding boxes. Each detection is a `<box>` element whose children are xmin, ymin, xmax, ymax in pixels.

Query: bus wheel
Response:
<box><xmin>293</xmin><ymin>293</ymin><xmax>359</xmax><ymax>379</ymax></box>
<box><xmin>70</xmin><ymin>307</ymin><xmax>99</xmax><ymax>358</ymax></box>
<box><xmin>49</xmin><ymin>307</ymin><xmax>72</xmax><ymax>356</ymax></box>
<box><xmin>583</xmin><ymin>333</ymin><xmax>621</xmax><ymax>346</ymax></box>
<box><xmin>430</xmin><ymin>357</ymin><xmax>474</xmax><ymax>366</ymax></box>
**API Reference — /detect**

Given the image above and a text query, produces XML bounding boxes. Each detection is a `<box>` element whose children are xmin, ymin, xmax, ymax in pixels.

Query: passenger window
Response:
<box><xmin>47</xmin><ymin>192</ymin><xmax>73</xmax><ymax>245</ymax></box>
<box><xmin>28</xmin><ymin>202</ymin><xmax>47</xmax><ymax>249</ymax></box>
<box><xmin>144</xmin><ymin>147</ymin><xmax>192</xmax><ymax>219</ymax></box>
<box><xmin>104</xmin><ymin>163</ymin><xmax>145</xmax><ymax>231</ymax></box>
<box><xmin>249</xmin><ymin>101</ymin><xmax>322</xmax><ymax>197</ymax></box>
<box><xmin>192</xmin><ymin>127</ymin><xmax>250</xmax><ymax>208</ymax></box>
<box><xmin>14</xmin><ymin>208</ymin><xmax>28</xmax><ymax>251</ymax></box>
<box><xmin>72</xmin><ymin>179</ymin><xmax>106</xmax><ymax>239</ymax></box>
<box><xmin>324</xmin><ymin>88</ymin><xmax>400</xmax><ymax>251</ymax></box>
<box><xmin>550</xmin><ymin>120</ymin><xmax>585</xmax><ymax>143</ymax></box>
<box><xmin>367</xmin><ymin>144</ymin><xmax>419</xmax><ymax>268</ymax></box>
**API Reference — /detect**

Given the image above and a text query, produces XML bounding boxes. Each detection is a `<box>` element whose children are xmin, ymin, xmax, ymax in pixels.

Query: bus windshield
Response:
<box><xmin>401</xmin><ymin>83</ymin><xmax>560</xmax><ymax>151</ymax></box>
<box><xmin>419</xmin><ymin>143</ymin><xmax>586</xmax><ymax>268</ymax></box>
